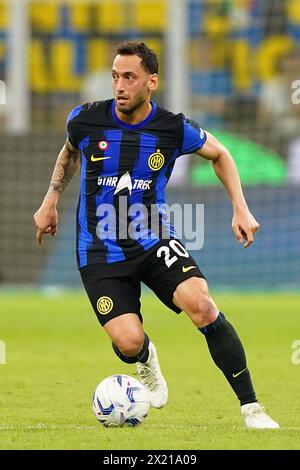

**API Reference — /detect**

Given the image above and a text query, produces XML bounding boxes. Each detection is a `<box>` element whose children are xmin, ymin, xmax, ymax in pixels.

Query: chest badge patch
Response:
<box><xmin>98</xmin><ymin>140</ymin><xmax>109</xmax><ymax>151</ymax></box>
<box><xmin>148</xmin><ymin>149</ymin><xmax>165</xmax><ymax>171</ymax></box>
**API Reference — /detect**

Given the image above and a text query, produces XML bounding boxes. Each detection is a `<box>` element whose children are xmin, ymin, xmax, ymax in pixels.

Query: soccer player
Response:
<box><xmin>34</xmin><ymin>42</ymin><xmax>279</xmax><ymax>429</ymax></box>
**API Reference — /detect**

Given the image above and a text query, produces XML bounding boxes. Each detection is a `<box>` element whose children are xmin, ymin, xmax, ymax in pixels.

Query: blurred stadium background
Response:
<box><xmin>0</xmin><ymin>0</ymin><xmax>299</xmax><ymax>290</ymax></box>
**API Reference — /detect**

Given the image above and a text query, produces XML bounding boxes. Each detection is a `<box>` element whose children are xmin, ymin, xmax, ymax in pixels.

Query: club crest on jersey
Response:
<box><xmin>98</xmin><ymin>140</ymin><xmax>109</xmax><ymax>151</ymax></box>
<box><xmin>148</xmin><ymin>149</ymin><xmax>165</xmax><ymax>171</ymax></box>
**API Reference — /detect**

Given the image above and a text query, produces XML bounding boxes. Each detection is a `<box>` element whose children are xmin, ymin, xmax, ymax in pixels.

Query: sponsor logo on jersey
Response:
<box><xmin>148</xmin><ymin>149</ymin><xmax>165</xmax><ymax>171</ymax></box>
<box><xmin>97</xmin><ymin>171</ymin><xmax>152</xmax><ymax>193</ymax></box>
<box><xmin>97</xmin><ymin>296</ymin><xmax>113</xmax><ymax>315</ymax></box>
<box><xmin>114</xmin><ymin>171</ymin><xmax>133</xmax><ymax>195</ymax></box>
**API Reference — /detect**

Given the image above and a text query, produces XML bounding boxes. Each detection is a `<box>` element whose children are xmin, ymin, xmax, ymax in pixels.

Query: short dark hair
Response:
<box><xmin>116</xmin><ymin>41</ymin><xmax>158</xmax><ymax>74</ymax></box>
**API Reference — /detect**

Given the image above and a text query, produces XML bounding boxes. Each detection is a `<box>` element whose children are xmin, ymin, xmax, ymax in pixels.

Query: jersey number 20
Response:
<box><xmin>157</xmin><ymin>240</ymin><xmax>189</xmax><ymax>268</ymax></box>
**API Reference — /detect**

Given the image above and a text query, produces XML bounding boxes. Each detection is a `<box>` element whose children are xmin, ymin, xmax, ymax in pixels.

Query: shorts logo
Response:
<box><xmin>97</xmin><ymin>296</ymin><xmax>113</xmax><ymax>315</ymax></box>
<box><xmin>148</xmin><ymin>149</ymin><xmax>165</xmax><ymax>171</ymax></box>
<box><xmin>182</xmin><ymin>266</ymin><xmax>196</xmax><ymax>273</ymax></box>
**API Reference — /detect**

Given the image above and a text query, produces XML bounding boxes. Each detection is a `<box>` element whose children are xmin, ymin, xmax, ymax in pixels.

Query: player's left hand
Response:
<box><xmin>232</xmin><ymin>209</ymin><xmax>260</xmax><ymax>248</ymax></box>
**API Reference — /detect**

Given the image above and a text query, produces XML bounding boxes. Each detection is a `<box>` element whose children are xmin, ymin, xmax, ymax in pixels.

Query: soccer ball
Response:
<box><xmin>92</xmin><ymin>374</ymin><xmax>150</xmax><ymax>427</ymax></box>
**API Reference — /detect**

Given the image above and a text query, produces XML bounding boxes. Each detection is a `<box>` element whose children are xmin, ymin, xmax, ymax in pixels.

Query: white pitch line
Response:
<box><xmin>0</xmin><ymin>424</ymin><xmax>299</xmax><ymax>431</ymax></box>
<box><xmin>0</xmin><ymin>424</ymin><xmax>95</xmax><ymax>431</ymax></box>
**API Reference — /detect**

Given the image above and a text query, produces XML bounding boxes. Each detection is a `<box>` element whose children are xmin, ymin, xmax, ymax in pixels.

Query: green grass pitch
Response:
<box><xmin>0</xmin><ymin>291</ymin><xmax>300</xmax><ymax>450</ymax></box>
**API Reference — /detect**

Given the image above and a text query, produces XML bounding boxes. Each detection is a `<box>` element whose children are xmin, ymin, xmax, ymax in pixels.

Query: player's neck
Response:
<box><xmin>115</xmin><ymin>101</ymin><xmax>152</xmax><ymax>125</ymax></box>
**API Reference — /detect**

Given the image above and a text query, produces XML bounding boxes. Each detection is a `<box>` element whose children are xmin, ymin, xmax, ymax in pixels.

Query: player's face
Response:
<box><xmin>112</xmin><ymin>54</ymin><xmax>158</xmax><ymax>115</ymax></box>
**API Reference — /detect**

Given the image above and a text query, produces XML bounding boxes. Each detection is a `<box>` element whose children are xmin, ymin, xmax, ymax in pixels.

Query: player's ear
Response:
<box><xmin>149</xmin><ymin>73</ymin><xmax>158</xmax><ymax>91</ymax></box>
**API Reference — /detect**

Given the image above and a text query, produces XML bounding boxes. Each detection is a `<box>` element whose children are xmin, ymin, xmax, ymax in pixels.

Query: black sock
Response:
<box><xmin>199</xmin><ymin>313</ymin><xmax>257</xmax><ymax>406</ymax></box>
<box><xmin>112</xmin><ymin>333</ymin><xmax>150</xmax><ymax>364</ymax></box>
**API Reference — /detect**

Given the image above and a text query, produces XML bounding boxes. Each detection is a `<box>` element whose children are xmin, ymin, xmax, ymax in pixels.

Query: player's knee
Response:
<box><xmin>186</xmin><ymin>295</ymin><xmax>218</xmax><ymax>327</ymax></box>
<box><xmin>115</xmin><ymin>334</ymin><xmax>145</xmax><ymax>357</ymax></box>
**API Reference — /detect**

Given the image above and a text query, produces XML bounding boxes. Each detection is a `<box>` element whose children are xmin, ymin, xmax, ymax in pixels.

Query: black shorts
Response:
<box><xmin>80</xmin><ymin>239</ymin><xmax>206</xmax><ymax>326</ymax></box>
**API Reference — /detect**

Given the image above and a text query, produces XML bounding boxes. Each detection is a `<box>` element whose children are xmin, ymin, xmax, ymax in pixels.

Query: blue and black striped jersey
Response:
<box><xmin>67</xmin><ymin>99</ymin><xmax>207</xmax><ymax>268</ymax></box>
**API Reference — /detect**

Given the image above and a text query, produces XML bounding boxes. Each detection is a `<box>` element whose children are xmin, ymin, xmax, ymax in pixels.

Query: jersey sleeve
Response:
<box><xmin>66</xmin><ymin>105</ymin><xmax>82</xmax><ymax>148</ymax></box>
<box><xmin>180</xmin><ymin>118</ymin><xmax>207</xmax><ymax>154</ymax></box>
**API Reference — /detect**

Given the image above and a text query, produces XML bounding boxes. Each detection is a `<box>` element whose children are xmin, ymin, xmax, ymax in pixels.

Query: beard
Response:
<box><xmin>116</xmin><ymin>95</ymin><xmax>147</xmax><ymax>116</ymax></box>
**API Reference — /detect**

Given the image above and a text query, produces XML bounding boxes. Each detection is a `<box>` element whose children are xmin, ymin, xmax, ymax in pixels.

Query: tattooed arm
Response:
<box><xmin>34</xmin><ymin>139</ymin><xmax>80</xmax><ymax>245</ymax></box>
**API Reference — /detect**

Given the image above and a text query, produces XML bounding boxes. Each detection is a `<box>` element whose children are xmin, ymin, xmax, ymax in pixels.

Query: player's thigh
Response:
<box><xmin>141</xmin><ymin>239</ymin><xmax>206</xmax><ymax>315</ymax></box>
<box><xmin>80</xmin><ymin>265</ymin><xmax>142</xmax><ymax>327</ymax></box>
<box><xmin>173</xmin><ymin>276</ymin><xmax>219</xmax><ymax>326</ymax></box>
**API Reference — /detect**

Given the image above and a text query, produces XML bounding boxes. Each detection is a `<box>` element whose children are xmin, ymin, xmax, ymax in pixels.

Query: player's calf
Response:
<box><xmin>199</xmin><ymin>312</ymin><xmax>257</xmax><ymax>406</ymax></box>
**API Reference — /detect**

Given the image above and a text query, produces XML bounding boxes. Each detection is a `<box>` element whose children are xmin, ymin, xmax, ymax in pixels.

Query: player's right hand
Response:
<box><xmin>33</xmin><ymin>204</ymin><xmax>58</xmax><ymax>245</ymax></box>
